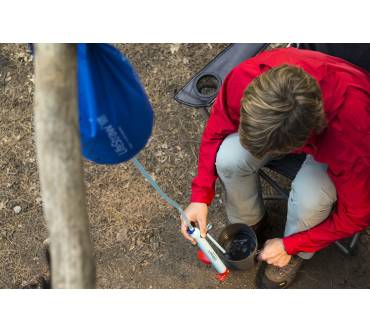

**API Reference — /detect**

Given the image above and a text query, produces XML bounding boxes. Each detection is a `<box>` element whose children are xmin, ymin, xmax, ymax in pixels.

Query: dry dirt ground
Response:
<box><xmin>0</xmin><ymin>43</ymin><xmax>369</xmax><ymax>289</ymax></box>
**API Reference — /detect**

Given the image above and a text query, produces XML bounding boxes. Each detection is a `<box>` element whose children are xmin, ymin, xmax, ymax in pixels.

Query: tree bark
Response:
<box><xmin>34</xmin><ymin>44</ymin><xmax>95</xmax><ymax>288</ymax></box>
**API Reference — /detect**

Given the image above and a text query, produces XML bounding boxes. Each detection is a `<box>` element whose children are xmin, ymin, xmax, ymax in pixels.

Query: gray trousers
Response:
<box><xmin>215</xmin><ymin>133</ymin><xmax>337</xmax><ymax>259</ymax></box>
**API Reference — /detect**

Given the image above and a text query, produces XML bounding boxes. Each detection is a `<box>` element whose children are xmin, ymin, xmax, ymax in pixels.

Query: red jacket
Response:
<box><xmin>191</xmin><ymin>47</ymin><xmax>370</xmax><ymax>255</ymax></box>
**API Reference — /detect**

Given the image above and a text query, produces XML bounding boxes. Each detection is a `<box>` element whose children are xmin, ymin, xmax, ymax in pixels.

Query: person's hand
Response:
<box><xmin>258</xmin><ymin>238</ymin><xmax>291</xmax><ymax>267</ymax></box>
<box><xmin>180</xmin><ymin>202</ymin><xmax>208</xmax><ymax>245</ymax></box>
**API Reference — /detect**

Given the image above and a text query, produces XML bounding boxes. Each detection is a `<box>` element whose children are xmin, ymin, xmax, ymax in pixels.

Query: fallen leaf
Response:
<box><xmin>13</xmin><ymin>206</ymin><xmax>22</xmax><ymax>214</ymax></box>
<box><xmin>170</xmin><ymin>44</ymin><xmax>180</xmax><ymax>54</ymax></box>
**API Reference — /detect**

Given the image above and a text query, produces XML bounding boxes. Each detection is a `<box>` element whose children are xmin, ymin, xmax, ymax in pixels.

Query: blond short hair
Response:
<box><xmin>239</xmin><ymin>64</ymin><xmax>326</xmax><ymax>159</ymax></box>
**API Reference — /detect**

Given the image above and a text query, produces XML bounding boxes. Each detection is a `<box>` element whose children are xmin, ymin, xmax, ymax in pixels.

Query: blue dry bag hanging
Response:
<box><xmin>77</xmin><ymin>43</ymin><xmax>154</xmax><ymax>164</ymax></box>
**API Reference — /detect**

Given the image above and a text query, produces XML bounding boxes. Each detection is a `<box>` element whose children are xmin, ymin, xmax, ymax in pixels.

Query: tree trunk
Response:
<box><xmin>34</xmin><ymin>44</ymin><xmax>95</xmax><ymax>288</ymax></box>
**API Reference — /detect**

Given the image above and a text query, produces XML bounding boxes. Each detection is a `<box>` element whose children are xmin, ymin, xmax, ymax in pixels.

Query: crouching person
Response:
<box><xmin>180</xmin><ymin>47</ymin><xmax>370</xmax><ymax>288</ymax></box>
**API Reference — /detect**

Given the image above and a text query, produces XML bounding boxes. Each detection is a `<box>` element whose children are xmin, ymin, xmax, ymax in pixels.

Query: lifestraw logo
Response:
<box><xmin>97</xmin><ymin>114</ymin><xmax>128</xmax><ymax>156</ymax></box>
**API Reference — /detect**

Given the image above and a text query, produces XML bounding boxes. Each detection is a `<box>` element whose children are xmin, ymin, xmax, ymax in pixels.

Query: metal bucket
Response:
<box><xmin>218</xmin><ymin>223</ymin><xmax>258</xmax><ymax>271</ymax></box>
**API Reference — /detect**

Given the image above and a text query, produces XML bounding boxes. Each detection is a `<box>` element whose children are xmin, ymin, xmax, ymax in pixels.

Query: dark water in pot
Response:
<box><xmin>224</xmin><ymin>232</ymin><xmax>256</xmax><ymax>261</ymax></box>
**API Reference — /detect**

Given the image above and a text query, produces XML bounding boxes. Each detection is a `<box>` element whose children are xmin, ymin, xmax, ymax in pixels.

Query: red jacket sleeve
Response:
<box><xmin>190</xmin><ymin>69</ymin><xmax>247</xmax><ymax>204</ymax></box>
<box><xmin>283</xmin><ymin>157</ymin><xmax>370</xmax><ymax>254</ymax></box>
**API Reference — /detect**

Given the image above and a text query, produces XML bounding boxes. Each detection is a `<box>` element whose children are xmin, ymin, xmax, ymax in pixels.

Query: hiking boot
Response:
<box><xmin>250</xmin><ymin>212</ymin><xmax>270</xmax><ymax>247</ymax></box>
<box><xmin>20</xmin><ymin>238</ymin><xmax>52</xmax><ymax>289</ymax></box>
<box><xmin>20</xmin><ymin>272</ymin><xmax>51</xmax><ymax>289</ymax></box>
<box><xmin>256</xmin><ymin>255</ymin><xmax>303</xmax><ymax>288</ymax></box>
